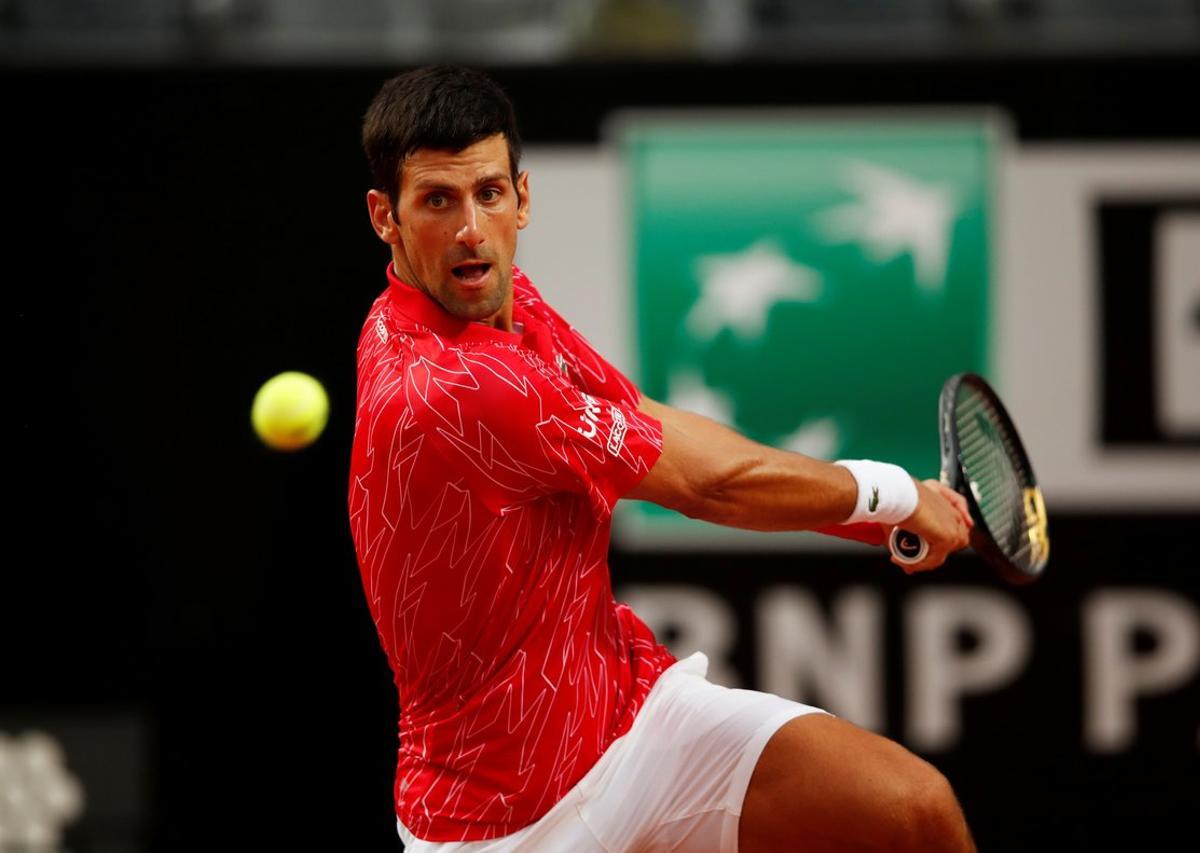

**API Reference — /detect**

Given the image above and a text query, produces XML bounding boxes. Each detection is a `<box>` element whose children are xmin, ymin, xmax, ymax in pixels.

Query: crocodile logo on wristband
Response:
<box><xmin>868</xmin><ymin>486</ymin><xmax>880</xmax><ymax>513</ymax></box>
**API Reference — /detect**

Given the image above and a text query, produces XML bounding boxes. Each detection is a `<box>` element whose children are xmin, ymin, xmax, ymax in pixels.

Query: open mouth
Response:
<box><xmin>451</xmin><ymin>261</ymin><xmax>492</xmax><ymax>285</ymax></box>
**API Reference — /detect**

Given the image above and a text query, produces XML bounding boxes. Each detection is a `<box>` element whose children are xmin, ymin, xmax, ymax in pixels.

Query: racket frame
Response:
<box><xmin>891</xmin><ymin>372</ymin><xmax>1048</xmax><ymax>585</ymax></box>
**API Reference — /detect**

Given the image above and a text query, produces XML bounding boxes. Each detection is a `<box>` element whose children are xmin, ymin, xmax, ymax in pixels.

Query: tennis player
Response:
<box><xmin>349</xmin><ymin>65</ymin><xmax>976</xmax><ymax>852</ymax></box>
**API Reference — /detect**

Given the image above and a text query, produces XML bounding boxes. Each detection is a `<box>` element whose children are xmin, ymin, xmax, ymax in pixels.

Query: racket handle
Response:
<box><xmin>888</xmin><ymin>527</ymin><xmax>929</xmax><ymax>565</ymax></box>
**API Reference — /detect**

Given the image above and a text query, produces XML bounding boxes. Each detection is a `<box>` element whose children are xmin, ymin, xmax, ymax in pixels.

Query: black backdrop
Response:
<box><xmin>6</xmin><ymin>56</ymin><xmax>1199</xmax><ymax>851</ymax></box>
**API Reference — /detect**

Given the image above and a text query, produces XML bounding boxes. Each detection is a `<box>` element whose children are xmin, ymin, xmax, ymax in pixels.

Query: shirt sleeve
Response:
<box><xmin>548</xmin><ymin>308</ymin><xmax>644</xmax><ymax>407</ymax></box>
<box><xmin>405</xmin><ymin>344</ymin><xmax>663</xmax><ymax>520</ymax></box>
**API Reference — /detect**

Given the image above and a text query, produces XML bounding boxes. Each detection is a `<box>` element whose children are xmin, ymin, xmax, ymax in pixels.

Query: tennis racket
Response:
<box><xmin>886</xmin><ymin>372</ymin><xmax>1049</xmax><ymax>584</ymax></box>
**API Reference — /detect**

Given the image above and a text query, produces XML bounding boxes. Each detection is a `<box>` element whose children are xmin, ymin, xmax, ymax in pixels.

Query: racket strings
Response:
<box><xmin>964</xmin><ymin>407</ymin><xmax>1042</xmax><ymax>568</ymax></box>
<box><xmin>954</xmin><ymin>388</ymin><xmax>1040</xmax><ymax>569</ymax></box>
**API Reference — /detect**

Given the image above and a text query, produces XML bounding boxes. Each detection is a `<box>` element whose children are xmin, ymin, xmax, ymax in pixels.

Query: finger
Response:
<box><xmin>924</xmin><ymin>535</ymin><xmax>957</xmax><ymax>567</ymax></box>
<box><xmin>929</xmin><ymin>481</ymin><xmax>973</xmax><ymax>527</ymax></box>
<box><xmin>943</xmin><ymin>492</ymin><xmax>972</xmax><ymax>530</ymax></box>
<box><xmin>955</xmin><ymin>493</ymin><xmax>974</xmax><ymax>527</ymax></box>
<box><xmin>945</xmin><ymin>515</ymin><xmax>967</xmax><ymax>552</ymax></box>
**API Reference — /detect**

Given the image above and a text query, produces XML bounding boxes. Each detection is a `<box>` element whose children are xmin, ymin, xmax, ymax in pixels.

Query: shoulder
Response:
<box><xmin>404</xmin><ymin>342</ymin><xmax>589</xmax><ymax>488</ymax></box>
<box><xmin>512</xmin><ymin>266</ymin><xmax>563</xmax><ymax>321</ymax></box>
<box><xmin>356</xmin><ymin>295</ymin><xmax>465</xmax><ymax>419</ymax></box>
<box><xmin>512</xmin><ymin>265</ymin><xmax>540</xmax><ymax>302</ymax></box>
<box><xmin>408</xmin><ymin>341</ymin><xmax>563</xmax><ymax>415</ymax></box>
<box><xmin>357</xmin><ymin>290</ymin><xmax>424</xmax><ymax>351</ymax></box>
<box><xmin>512</xmin><ymin>266</ymin><xmax>582</xmax><ymax>340</ymax></box>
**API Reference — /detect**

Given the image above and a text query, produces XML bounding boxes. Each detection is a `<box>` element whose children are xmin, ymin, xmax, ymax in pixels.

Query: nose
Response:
<box><xmin>456</xmin><ymin>201</ymin><xmax>485</xmax><ymax>249</ymax></box>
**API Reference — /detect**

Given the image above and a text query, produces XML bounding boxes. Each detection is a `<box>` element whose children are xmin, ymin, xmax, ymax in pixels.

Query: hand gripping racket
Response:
<box><xmin>886</xmin><ymin>373</ymin><xmax>1049</xmax><ymax>584</ymax></box>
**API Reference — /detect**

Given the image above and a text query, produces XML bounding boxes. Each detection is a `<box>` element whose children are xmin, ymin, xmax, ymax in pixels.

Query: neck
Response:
<box><xmin>479</xmin><ymin>301</ymin><xmax>515</xmax><ymax>333</ymax></box>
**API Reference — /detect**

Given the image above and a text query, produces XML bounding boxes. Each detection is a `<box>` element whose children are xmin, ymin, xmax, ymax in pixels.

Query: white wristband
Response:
<box><xmin>834</xmin><ymin>460</ymin><xmax>919</xmax><ymax>525</ymax></box>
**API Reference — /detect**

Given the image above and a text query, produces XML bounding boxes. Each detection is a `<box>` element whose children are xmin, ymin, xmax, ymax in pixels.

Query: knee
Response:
<box><xmin>890</xmin><ymin>762</ymin><xmax>974</xmax><ymax>853</ymax></box>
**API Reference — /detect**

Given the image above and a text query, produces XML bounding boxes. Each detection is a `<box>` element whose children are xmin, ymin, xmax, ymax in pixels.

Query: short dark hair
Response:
<box><xmin>362</xmin><ymin>65</ymin><xmax>522</xmax><ymax>204</ymax></box>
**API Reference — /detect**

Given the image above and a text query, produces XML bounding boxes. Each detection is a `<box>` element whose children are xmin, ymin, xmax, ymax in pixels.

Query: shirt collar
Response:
<box><xmin>386</xmin><ymin>262</ymin><xmax>524</xmax><ymax>346</ymax></box>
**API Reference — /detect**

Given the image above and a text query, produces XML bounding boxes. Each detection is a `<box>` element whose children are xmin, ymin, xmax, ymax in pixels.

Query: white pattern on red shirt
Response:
<box><xmin>348</xmin><ymin>265</ymin><xmax>676</xmax><ymax>842</ymax></box>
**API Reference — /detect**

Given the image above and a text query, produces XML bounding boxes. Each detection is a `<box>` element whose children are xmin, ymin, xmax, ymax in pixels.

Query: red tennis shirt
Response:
<box><xmin>348</xmin><ymin>264</ymin><xmax>677</xmax><ymax>842</ymax></box>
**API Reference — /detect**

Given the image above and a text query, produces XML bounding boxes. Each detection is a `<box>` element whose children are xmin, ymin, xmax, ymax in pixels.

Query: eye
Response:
<box><xmin>427</xmin><ymin>193</ymin><xmax>448</xmax><ymax>209</ymax></box>
<box><xmin>478</xmin><ymin>187</ymin><xmax>502</xmax><ymax>203</ymax></box>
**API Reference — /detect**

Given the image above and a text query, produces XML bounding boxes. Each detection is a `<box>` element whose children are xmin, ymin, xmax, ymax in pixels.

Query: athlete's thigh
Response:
<box><xmin>738</xmin><ymin>713</ymin><xmax>964</xmax><ymax>853</ymax></box>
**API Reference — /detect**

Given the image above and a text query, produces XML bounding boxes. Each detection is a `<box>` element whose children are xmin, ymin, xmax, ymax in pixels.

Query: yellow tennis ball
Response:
<box><xmin>251</xmin><ymin>371</ymin><xmax>329</xmax><ymax>451</ymax></box>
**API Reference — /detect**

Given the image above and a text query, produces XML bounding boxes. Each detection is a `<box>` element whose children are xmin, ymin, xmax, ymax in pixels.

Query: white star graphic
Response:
<box><xmin>778</xmin><ymin>416</ymin><xmax>843</xmax><ymax>459</ymax></box>
<box><xmin>686</xmin><ymin>239</ymin><xmax>822</xmax><ymax>342</ymax></box>
<box><xmin>665</xmin><ymin>370</ymin><xmax>735</xmax><ymax>425</ymax></box>
<box><xmin>817</xmin><ymin>160</ymin><xmax>957</xmax><ymax>293</ymax></box>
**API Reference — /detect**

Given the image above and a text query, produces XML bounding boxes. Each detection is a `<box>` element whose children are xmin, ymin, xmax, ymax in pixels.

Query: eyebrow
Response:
<box><xmin>412</xmin><ymin>173</ymin><xmax>512</xmax><ymax>193</ymax></box>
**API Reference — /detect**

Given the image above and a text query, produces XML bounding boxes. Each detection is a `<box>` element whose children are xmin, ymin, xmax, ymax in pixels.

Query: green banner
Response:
<box><xmin>617</xmin><ymin>114</ymin><xmax>1000</xmax><ymax>548</ymax></box>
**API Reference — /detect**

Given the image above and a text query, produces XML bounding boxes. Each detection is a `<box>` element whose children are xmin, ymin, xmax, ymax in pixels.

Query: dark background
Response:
<box><xmin>6</xmin><ymin>54</ymin><xmax>1199</xmax><ymax>851</ymax></box>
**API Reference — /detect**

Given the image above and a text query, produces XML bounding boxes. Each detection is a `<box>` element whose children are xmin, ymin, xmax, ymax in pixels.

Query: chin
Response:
<box><xmin>448</xmin><ymin>277</ymin><xmax>510</xmax><ymax>322</ymax></box>
<box><xmin>442</xmin><ymin>291</ymin><xmax>505</xmax><ymax>323</ymax></box>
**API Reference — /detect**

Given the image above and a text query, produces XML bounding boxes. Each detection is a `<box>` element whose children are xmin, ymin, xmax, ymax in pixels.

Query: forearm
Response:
<box><xmin>631</xmin><ymin>399</ymin><xmax>859</xmax><ymax>532</ymax></box>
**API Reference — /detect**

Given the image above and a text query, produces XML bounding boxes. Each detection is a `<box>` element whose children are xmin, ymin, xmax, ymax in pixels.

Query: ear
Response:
<box><xmin>367</xmin><ymin>189</ymin><xmax>401</xmax><ymax>245</ymax></box>
<box><xmin>515</xmin><ymin>171</ymin><xmax>531</xmax><ymax>230</ymax></box>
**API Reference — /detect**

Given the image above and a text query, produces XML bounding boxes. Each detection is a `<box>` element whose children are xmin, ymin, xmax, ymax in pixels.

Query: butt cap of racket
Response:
<box><xmin>888</xmin><ymin>527</ymin><xmax>929</xmax><ymax>565</ymax></box>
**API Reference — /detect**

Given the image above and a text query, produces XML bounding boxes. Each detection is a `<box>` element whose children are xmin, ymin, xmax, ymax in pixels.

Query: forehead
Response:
<box><xmin>401</xmin><ymin>133</ymin><xmax>511</xmax><ymax>190</ymax></box>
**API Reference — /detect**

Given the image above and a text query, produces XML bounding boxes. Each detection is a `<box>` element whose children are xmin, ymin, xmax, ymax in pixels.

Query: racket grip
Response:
<box><xmin>888</xmin><ymin>527</ymin><xmax>929</xmax><ymax>565</ymax></box>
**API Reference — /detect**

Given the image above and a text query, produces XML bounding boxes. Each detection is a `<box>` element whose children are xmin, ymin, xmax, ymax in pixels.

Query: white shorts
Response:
<box><xmin>396</xmin><ymin>652</ymin><xmax>828</xmax><ymax>852</ymax></box>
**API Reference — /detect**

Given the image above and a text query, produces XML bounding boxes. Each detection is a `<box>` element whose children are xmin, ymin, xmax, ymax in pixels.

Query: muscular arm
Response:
<box><xmin>627</xmin><ymin>395</ymin><xmax>972</xmax><ymax>569</ymax></box>
<box><xmin>626</xmin><ymin>395</ymin><xmax>859</xmax><ymax>532</ymax></box>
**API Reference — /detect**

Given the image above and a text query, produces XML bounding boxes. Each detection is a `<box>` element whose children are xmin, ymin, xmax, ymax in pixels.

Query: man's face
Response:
<box><xmin>387</xmin><ymin>133</ymin><xmax>530</xmax><ymax>324</ymax></box>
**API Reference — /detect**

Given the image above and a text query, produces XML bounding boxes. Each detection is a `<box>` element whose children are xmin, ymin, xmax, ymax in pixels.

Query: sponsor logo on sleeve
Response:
<box><xmin>607</xmin><ymin>406</ymin><xmax>628</xmax><ymax>455</ymax></box>
<box><xmin>578</xmin><ymin>393</ymin><xmax>602</xmax><ymax>439</ymax></box>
